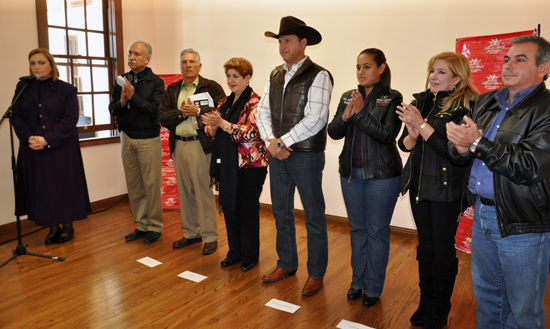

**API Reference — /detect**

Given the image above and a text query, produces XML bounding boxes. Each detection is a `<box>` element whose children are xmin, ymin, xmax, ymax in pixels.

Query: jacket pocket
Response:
<box><xmin>530</xmin><ymin>182</ymin><xmax>549</xmax><ymax>212</ymax></box>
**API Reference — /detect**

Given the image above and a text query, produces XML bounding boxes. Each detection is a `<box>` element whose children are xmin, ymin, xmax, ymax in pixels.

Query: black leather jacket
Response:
<box><xmin>399</xmin><ymin>90</ymin><xmax>471</xmax><ymax>203</ymax></box>
<box><xmin>328</xmin><ymin>82</ymin><xmax>403</xmax><ymax>180</ymax></box>
<box><xmin>448</xmin><ymin>83</ymin><xmax>550</xmax><ymax>237</ymax></box>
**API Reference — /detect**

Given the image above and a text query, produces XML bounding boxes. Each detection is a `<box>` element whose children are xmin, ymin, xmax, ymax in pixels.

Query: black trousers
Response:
<box><xmin>409</xmin><ymin>192</ymin><xmax>460</xmax><ymax>279</ymax></box>
<box><xmin>222</xmin><ymin>167</ymin><xmax>267</xmax><ymax>264</ymax></box>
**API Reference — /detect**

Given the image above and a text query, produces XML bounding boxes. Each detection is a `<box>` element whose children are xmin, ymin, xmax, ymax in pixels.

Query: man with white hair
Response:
<box><xmin>109</xmin><ymin>40</ymin><xmax>165</xmax><ymax>244</ymax></box>
<box><xmin>158</xmin><ymin>48</ymin><xmax>225</xmax><ymax>255</ymax></box>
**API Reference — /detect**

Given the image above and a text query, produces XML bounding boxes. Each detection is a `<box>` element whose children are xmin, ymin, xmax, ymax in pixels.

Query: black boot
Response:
<box><xmin>423</xmin><ymin>300</ymin><xmax>451</xmax><ymax>329</ymax></box>
<box><xmin>58</xmin><ymin>223</ymin><xmax>74</xmax><ymax>243</ymax></box>
<box><xmin>410</xmin><ymin>261</ymin><xmax>433</xmax><ymax>326</ymax></box>
<box><xmin>411</xmin><ymin>288</ymin><xmax>433</xmax><ymax>326</ymax></box>
<box><xmin>44</xmin><ymin>225</ymin><xmax>61</xmax><ymax>245</ymax></box>
<box><xmin>423</xmin><ymin>259</ymin><xmax>458</xmax><ymax>329</ymax></box>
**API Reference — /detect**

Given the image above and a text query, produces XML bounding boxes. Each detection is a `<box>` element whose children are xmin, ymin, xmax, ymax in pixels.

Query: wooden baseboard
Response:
<box><xmin>389</xmin><ymin>226</ymin><xmax>418</xmax><ymax>240</ymax></box>
<box><xmin>90</xmin><ymin>194</ymin><xmax>128</xmax><ymax>212</ymax></box>
<box><xmin>260</xmin><ymin>202</ymin><xmax>418</xmax><ymax>240</ymax></box>
<box><xmin>0</xmin><ymin>197</ymin><xmax>417</xmax><ymax>242</ymax></box>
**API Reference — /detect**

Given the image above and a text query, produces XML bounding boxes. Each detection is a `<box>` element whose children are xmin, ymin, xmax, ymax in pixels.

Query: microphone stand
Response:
<box><xmin>0</xmin><ymin>79</ymin><xmax>64</xmax><ymax>268</ymax></box>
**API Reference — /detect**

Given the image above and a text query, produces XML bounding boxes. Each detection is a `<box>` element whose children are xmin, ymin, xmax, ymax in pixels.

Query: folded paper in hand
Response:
<box><xmin>189</xmin><ymin>92</ymin><xmax>214</xmax><ymax>108</ymax></box>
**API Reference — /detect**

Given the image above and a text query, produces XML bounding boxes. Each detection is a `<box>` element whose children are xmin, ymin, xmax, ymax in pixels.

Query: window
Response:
<box><xmin>36</xmin><ymin>0</ymin><xmax>124</xmax><ymax>145</ymax></box>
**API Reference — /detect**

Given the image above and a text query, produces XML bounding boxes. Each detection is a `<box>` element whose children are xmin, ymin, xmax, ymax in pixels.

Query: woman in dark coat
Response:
<box><xmin>396</xmin><ymin>52</ymin><xmax>478</xmax><ymax>329</ymax></box>
<box><xmin>11</xmin><ymin>48</ymin><xmax>91</xmax><ymax>244</ymax></box>
<box><xmin>202</xmin><ymin>57</ymin><xmax>268</xmax><ymax>272</ymax></box>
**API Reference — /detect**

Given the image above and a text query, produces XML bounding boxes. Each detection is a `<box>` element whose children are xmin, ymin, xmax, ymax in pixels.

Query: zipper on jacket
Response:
<box><xmin>416</xmin><ymin>143</ymin><xmax>426</xmax><ymax>204</ymax></box>
<box><xmin>415</xmin><ymin>94</ymin><xmax>438</xmax><ymax>204</ymax></box>
<box><xmin>347</xmin><ymin>121</ymin><xmax>356</xmax><ymax>183</ymax></box>
<box><xmin>348</xmin><ymin>90</ymin><xmax>369</xmax><ymax>183</ymax></box>
<box><xmin>362</xmin><ymin>129</ymin><xmax>368</xmax><ymax>181</ymax></box>
<box><xmin>358</xmin><ymin>89</ymin><xmax>374</xmax><ymax>182</ymax></box>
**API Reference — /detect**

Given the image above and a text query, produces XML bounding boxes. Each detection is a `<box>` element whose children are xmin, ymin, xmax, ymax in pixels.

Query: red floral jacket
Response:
<box><xmin>205</xmin><ymin>91</ymin><xmax>268</xmax><ymax>169</ymax></box>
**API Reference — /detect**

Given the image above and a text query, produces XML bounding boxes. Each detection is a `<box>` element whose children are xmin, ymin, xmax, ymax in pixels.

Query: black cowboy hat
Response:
<box><xmin>265</xmin><ymin>16</ymin><xmax>322</xmax><ymax>46</ymax></box>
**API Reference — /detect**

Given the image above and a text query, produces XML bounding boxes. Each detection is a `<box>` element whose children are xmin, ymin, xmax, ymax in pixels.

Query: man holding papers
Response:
<box><xmin>109</xmin><ymin>40</ymin><xmax>165</xmax><ymax>245</ymax></box>
<box><xmin>158</xmin><ymin>48</ymin><xmax>225</xmax><ymax>255</ymax></box>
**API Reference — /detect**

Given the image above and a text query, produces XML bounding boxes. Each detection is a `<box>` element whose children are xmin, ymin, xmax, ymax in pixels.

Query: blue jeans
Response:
<box><xmin>472</xmin><ymin>198</ymin><xmax>550</xmax><ymax>329</ymax></box>
<box><xmin>269</xmin><ymin>151</ymin><xmax>328</xmax><ymax>279</ymax></box>
<box><xmin>341</xmin><ymin>168</ymin><xmax>400</xmax><ymax>297</ymax></box>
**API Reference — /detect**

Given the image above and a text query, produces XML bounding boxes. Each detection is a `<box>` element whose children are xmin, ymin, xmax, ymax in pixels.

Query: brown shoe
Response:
<box><xmin>302</xmin><ymin>277</ymin><xmax>323</xmax><ymax>296</ymax></box>
<box><xmin>261</xmin><ymin>267</ymin><xmax>297</xmax><ymax>283</ymax></box>
<box><xmin>172</xmin><ymin>236</ymin><xmax>202</xmax><ymax>248</ymax></box>
<box><xmin>202</xmin><ymin>241</ymin><xmax>217</xmax><ymax>255</ymax></box>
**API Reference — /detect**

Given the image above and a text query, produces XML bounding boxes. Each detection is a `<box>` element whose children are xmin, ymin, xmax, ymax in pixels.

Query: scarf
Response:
<box><xmin>210</xmin><ymin>85</ymin><xmax>252</xmax><ymax>212</ymax></box>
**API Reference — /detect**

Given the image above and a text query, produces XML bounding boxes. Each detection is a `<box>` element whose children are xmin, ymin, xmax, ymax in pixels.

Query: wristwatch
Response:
<box><xmin>276</xmin><ymin>138</ymin><xmax>284</xmax><ymax>148</ymax></box>
<box><xmin>469</xmin><ymin>136</ymin><xmax>482</xmax><ymax>153</ymax></box>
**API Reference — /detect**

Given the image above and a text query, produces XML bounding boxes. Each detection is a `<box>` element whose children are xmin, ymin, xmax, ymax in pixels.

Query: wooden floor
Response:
<box><xmin>0</xmin><ymin>200</ymin><xmax>549</xmax><ymax>329</ymax></box>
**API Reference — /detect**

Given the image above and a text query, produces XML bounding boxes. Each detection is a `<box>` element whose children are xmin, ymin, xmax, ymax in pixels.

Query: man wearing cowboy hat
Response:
<box><xmin>256</xmin><ymin>16</ymin><xmax>333</xmax><ymax>296</ymax></box>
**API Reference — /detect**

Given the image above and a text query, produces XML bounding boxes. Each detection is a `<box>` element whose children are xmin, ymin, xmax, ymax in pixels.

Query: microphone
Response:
<box><xmin>19</xmin><ymin>74</ymin><xmax>40</xmax><ymax>81</ymax></box>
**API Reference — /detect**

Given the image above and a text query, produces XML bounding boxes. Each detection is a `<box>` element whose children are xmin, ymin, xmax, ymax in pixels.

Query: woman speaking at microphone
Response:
<box><xmin>11</xmin><ymin>48</ymin><xmax>91</xmax><ymax>244</ymax></box>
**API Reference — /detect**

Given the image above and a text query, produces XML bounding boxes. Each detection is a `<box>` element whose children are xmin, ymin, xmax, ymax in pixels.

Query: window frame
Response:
<box><xmin>35</xmin><ymin>0</ymin><xmax>124</xmax><ymax>147</ymax></box>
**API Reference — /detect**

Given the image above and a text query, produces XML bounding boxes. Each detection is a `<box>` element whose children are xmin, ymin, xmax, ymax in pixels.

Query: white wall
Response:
<box><xmin>2</xmin><ymin>0</ymin><xmax>550</xmax><ymax>229</ymax></box>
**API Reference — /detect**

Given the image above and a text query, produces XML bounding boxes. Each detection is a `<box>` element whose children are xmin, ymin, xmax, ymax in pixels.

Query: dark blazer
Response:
<box><xmin>158</xmin><ymin>75</ymin><xmax>225</xmax><ymax>154</ymax></box>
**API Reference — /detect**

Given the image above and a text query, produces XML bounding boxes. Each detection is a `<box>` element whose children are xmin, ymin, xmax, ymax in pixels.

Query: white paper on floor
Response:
<box><xmin>265</xmin><ymin>298</ymin><xmax>301</xmax><ymax>314</ymax></box>
<box><xmin>178</xmin><ymin>270</ymin><xmax>207</xmax><ymax>282</ymax></box>
<box><xmin>337</xmin><ymin>319</ymin><xmax>376</xmax><ymax>329</ymax></box>
<box><xmin>136</xmin><ymin>257</ymin><xmax>162</xmax><ymax>268</ymax></box>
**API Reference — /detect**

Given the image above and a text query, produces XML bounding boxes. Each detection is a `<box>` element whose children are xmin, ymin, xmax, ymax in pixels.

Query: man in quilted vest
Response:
<box><xmin>256</xmin><ymin>16</ymin><xmax>333</xmax><ymax>296</ymax></box>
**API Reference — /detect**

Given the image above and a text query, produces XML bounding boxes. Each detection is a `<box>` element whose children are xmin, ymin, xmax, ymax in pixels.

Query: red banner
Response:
<box><xmin>456</xmin><ymin>29</ymin><xmax>537</xmax><ymax>94</ymax></box>
<box><xmin>158</xmin><ymin>74</ymin><xmax>183</xmax><ymax>209</ymax></box>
